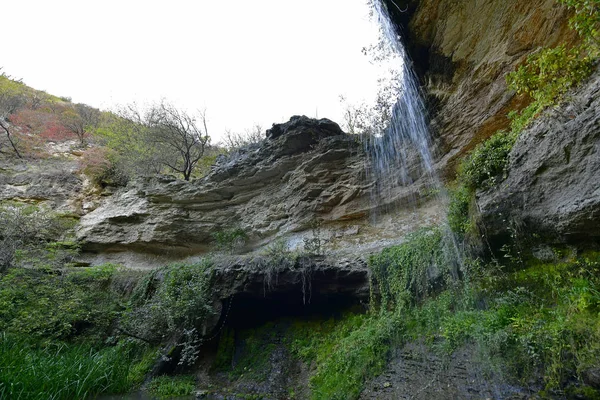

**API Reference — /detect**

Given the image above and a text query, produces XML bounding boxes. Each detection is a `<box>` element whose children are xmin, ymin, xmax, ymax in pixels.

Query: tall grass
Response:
<box><xmin>0</xmin><ymin>333</ymin><xmax>132</xmax><ymax>400</ymax></box>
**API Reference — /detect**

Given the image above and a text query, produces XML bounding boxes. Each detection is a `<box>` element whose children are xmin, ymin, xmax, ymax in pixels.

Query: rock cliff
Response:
<box><xmin>77</xmin><ymin>116</ymin><xmax>442</xmax><ymax>266</ymax></box>
<box><xmin>478</xmin><ymin>68</ymin><xmax>600</xmax><ymax>245</ymax></box>
<box><xmin>385</xmin><ymin>0</ymin><xmax>577</xmax><ymax>175</ymax></box>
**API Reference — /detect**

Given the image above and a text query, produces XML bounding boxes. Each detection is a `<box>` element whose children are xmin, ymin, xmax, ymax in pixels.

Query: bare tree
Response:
<box><xmin>221</xmin><ymin>123</ymin><xmax>263</xmax><ymax>150</ymax></box>
<box><xmin>0</xmin><ymin>70</ymin><xmax>25</xmax><ymax>158</ymax></box>
<box><xmin>61</xmin><ymin>103</ymin><xmax>101</xmax><ymax>145</ymax></box>
<box><xmin>147</xmin><ymin>101</ymin><xmax>211</xmax><ymax>181</ymax></box>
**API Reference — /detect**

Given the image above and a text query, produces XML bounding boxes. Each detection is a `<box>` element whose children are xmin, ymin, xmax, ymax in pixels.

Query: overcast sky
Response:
<box><xmin>3</xmin><ymin>0</ymin><xmax>384</xmax><ymax>142</ymax></box>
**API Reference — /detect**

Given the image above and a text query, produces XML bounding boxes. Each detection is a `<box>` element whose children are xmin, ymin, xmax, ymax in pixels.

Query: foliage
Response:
<box><xmin>559</xmin><ymin>0</ymin><xmax>600</xmax><ymax>47</ymax></box>
<box><xmin>122</xmin><ymin>261</ymin><xmax>215</xmax><ymax>343</ymax></box>
<box><xmin>403</xmin><ymin>252</ymin><xmax>600</xmax><ymax>393</ymax></box>
<box><xmin>447</xmin><ymin>184</ymin><xmax>474</xmax><ymax>237</ymax></box>
<box><xmin>97</xmin><ymin>101</ymin><xmax>211</xmax><ymax>182</ymax></box>
<box><xmin>507</xmin><ymin>45</ymin><xmax>593</xmax><ymax>111</ymax></box>
<box><xmin>0</xmin><ymin>203</ymin><xmax>76</xmax><ymax>271</ymax></box>
<box><xmin>0</xmin><ymin>265</ymin><xmax>122</xmax><ymax>341</ymax></box>
<box><xmin>212</xmin><ymin>227</ymin><xmax>248</xmax><ymax>254</ymax></box>
<box><xmin>0</xmin><ymin>334</ymin><xmax>137</xmax><ymax>400</ymax></box>
<box><xmin>286</xmin><ymin>312</ymin><xmax>400</xmax><ymax>400</ymax></box>
<box><xmin>369</xmin><ymin>227</ymin><xmax>454</xmax><ymax>309</ymax></box>
<box><xmin>457</xmin><ymin>130</ymin><xmax>518</xmax><ymax>191</ymax></box>
<box><xmin>77</xmin><ymin>146</ymin><xmax>128</xmax><ymax>187</ymax></box>
<box><xmin>147</xmin><ymin>375</ymin><xmax>196</xmax><ymax>398</ymax></box>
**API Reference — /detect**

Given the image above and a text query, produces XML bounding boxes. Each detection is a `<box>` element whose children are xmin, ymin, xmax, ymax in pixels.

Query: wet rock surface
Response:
<box><xmin>360</xmin><ymin>342</ymin><xmax>532</xmax><ymax>400</ymax></box>
<box><xmin>386</xmin><ymin>0</ymin><xmax>577</xmax><ymax>176</ymax></box>
<box><xmin>478</xmin><ymin>69</ymin><xmax>600</xmax><ymax>244</ymax></box>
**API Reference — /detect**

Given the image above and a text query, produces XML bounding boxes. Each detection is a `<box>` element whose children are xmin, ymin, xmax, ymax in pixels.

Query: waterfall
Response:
<box><xmin>366</xmin><ymin>0</ymin><xmax>436</xmax><ymax>210</ymax></box>
<box><xmin>368</xmin><ymin>0</ymin><xmax>463</xmax><ymax>273</ymax></box>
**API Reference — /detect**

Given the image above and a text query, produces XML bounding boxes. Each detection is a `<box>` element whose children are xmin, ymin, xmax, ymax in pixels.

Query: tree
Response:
<box><xmin>96</xmin><ymin>101</ymin><xmax>211</xmax><ymax>182</ymax></box>
<box><xmin>146</xmin><ymin>101</ymin><xmax>211</xmax><ymax>181</ymax></box>
<box><xmin>221</xmin><ymin>123</ymin><xmax>263</xmax><ymax>150</ymax></box>
<box><xmin>61</xmin><ymin>103</ymin><xmax>100</xmax><ymax>146</ymax></box>
<box><xmin>0</xmin><ymin>71</ymin><xmax>26</xmax><ymax>158</ymax></box>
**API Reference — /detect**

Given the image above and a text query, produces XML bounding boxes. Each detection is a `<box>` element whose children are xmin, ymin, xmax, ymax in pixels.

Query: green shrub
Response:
<box><xmin>122</xmin><ymin>260</ymin><xmax>215</xmax><ymax>343</ymax></box>
<box><xmin>369</xmin><ymin>227</ymin><xmax>453</xmax><ymax>309</ymax></box>
<box><xmin>507</xmin><ymin>45</ymin><xmax>593</xmax><ymax>106</ymax></box>
<box><xmin>0</xmin><ymin>203</ymin><xmax>76</xmax><ymax>271</ymax></box>
<box><xmin>147</xmin><ymin>375</ymin><xmax>196</xmax><ymax>398</ymax></box>
<box><xmin>458</xmin><ymin>130</ymin><xmax>518</xmax><ymax>190</ymax></box>
<box><xmin>0</xmin><ymin>266</ymin><xmax>122</xmax><ymax>341</ymax></box>
<box><xmin>447</xmin><ymin>184</ymin><xmax>474</xmax><ymax>236</ymax></box>
<box><xmin>559</xmin><ymin>0</ymin><xmax>600</xmax><ymax>47</ymax></box>
<box><xmin>212</xmin><ymin>227</ymin><xmax>248</xmax><ymax>254</ymax></box>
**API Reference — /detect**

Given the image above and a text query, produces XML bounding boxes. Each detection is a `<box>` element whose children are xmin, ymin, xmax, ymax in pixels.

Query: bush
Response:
<box><xmin>122</xmin><ymin>261</ymin><xmax>215</xmax><ymax>344</ymax></box>
<box><xmin>369</xmin><ymin>227</ymin><xmax>453</xmax><ymax>308</ymax></box>
<box><xmin>457</xmin><ymin>130</ymin><xmax>517</xmax><ymax>190</ymax></box>
<box><xmin>0</xmin><ymin>203</ymin><xmax>76</xmax><ymax>271</ymax></box>
<box><xmin>559</xmin><ymin>0</ymin><xmax>600</xmax><ymax>47</ymax></box>
<box><xmin>212</xmin><ymin>227</ymin><xmax>248</xmax><ymax>254</ymax></box>
<box><xmin>507</xmin><ymin>45</ymin><xmax>593</xmax><ymax>109</ymax></box>
<box><xmin>0</xmin><ymin>265</ymin><xmax>122</xmax><ymax>341</ymax></box>
<box><xmin>447</xmin><ymin>184</ymin><xmax>474</xmax><ymax>236</ymax></box>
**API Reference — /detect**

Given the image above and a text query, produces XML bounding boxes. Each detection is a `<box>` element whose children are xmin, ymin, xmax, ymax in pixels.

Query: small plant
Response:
<box><xmin>507</xmin><ymin>45</ymin><xmax>593</xmax><ymax>112</ymax></box>
<box><xmin>212</xmin><ymin>227</ymin><xmax>248</xmax><ymax>254</ymax></box>
<box><xmin>458</xmin><ymin>130</ymin><xmax>518</xmax><ymax>190</ymax></box>
<box><xmin>447</xmin><ymin>184</ymin><xmax>474</xmax><ymax>236</ymax></box>
<box><xmin>303</xmin><ymin>218</ymin><xmax>326</xmax><ymax>256</ymax></box>
<box><xmin>147</xmin><ymin>375</ymin><xmax>196</xmax><ymax>398</ymax></box>
<box><xmin>558</xmin><ymin>0</ymin><xmax>600</xmax><ymax>47</ymax></box>
<box><xmin>122</xmin><ymin>260</ymin><xmax>215</xmax><ymax>344</ymax></box>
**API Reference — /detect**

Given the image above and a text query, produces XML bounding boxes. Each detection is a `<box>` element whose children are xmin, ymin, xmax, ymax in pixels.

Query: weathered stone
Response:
<box><xmin>77</xmin><ymin>116</ymin><xmax>440</xmax><ymax>261</ymax></box>
<box><xmin>478</xmin><ymin>69</ymin><xmax>600</xmax><ymax>244</ymax></box>
<box><xmin>385</xmin><ymin>0</ymin><xmax>577</xmax><ymax>177</ymax></box>
<box><xmin>0</xmin><ymin>158</ymin><xmax>83</xmax><ymax>212</ymax></box>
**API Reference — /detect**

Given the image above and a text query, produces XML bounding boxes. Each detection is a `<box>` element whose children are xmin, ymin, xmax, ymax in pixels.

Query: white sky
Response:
<box><xmin>2</xmin><ymin>0</ymin><xmax>383</xmax><ymax>142</ymax></box>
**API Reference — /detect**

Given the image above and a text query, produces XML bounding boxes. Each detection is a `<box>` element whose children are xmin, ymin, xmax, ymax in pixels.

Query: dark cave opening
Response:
<box><xmin>222</xmin><ymin>290</ymin><xmax>365</xmax><ymax>330</ymax></box>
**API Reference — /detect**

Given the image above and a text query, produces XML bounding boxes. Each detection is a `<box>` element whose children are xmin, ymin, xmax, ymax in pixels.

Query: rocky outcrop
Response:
<box><xmin>478</xmin><ymin>69</ymin><xmax>600</xmax><ymax>244</ymax></box>
<box><xmin>77</xmin><ymin>116</ymin><xmax>445</xmax><ymax>265</ymax></box>
<box><xmin>385</xmin><ymin>0</ymin><xmax>577</xmax><ymax>176</ymax></box>
<box><xmin>0</xmin><ymin>158</ymin><xmax>83</xmax><ymax>212</ymax></box>
<box><xmin>77</xmin><ymin>117</ymin><xmax>376</xmax><ymax>258</ymax></box>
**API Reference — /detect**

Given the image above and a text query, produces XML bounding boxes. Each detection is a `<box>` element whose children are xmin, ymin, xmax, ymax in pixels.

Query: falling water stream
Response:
<box><xmin>366</xmin><ymin>0</ymin><xmax>436</xmax><ymax>207</ymax></box>
<box><xmin>368</xmin><ymin>0</ymin><xmax>463</xmax><ymax>273</ymax></box>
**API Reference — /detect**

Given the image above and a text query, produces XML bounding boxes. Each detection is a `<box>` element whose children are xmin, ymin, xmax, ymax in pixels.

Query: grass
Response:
<box><xmin>0</xmin><ymin>334</ymin><xmax>143</xmax><ymax>400</ymax></box>
<box><xmin>147</xmin><ymin>375</ymin><xmax>196</xmax><ymax>398</ymax></box>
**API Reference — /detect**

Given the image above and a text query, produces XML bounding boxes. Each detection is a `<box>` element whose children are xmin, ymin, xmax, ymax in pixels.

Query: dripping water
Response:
<box><xmin>368</xmin><ymin>0</ymin><xmax>463</xmax><ymax>273</ymax></box>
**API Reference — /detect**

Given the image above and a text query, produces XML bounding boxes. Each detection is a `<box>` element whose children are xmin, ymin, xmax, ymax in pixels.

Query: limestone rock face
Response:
<box><xmin>77</xmin><ymin>116</ymin><xmax>374</xmax><ymax>254</ymax></box>
<box><xmin>386</xmin><ymin>0</ymin><xmax>576</xmax><ymax>176</ymax></box>
<box><xmin>0</xmin><ymin>159</ymin><xmax>83</xmax><ymax>212</ymax></box>
<box><xmin>478</xmin><ymin>70</ymin><xmax>600</xmax><ymax>244</ymax></box>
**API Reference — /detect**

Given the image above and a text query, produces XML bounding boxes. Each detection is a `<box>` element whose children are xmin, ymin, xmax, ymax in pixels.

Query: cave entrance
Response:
<box><xmin>223</xmin><ymin>290</ymin><xmax>364</xmax><ymax>330</ymax></box>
